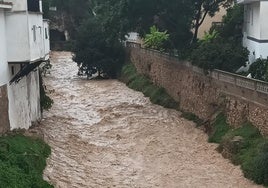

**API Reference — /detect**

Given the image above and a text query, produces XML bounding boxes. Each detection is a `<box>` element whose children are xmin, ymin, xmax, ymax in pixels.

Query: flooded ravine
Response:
<box><xmin>38</xmin><ymin>52</ymin><xmax>262</xmax><ymax>188</ymax></box>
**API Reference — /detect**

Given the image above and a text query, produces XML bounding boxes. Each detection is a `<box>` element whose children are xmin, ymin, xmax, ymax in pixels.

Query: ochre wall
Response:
<box><xmin>128</xmin><ymin>47</ymin><xmax>268</xmax><ymax>135</ymax></box>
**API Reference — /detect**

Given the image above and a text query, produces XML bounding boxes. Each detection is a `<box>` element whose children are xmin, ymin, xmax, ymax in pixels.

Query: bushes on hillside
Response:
<box><xmin>209</xmin><ymin>115</ymin><xmax>268</xmax><ymax>186</ymax></box>
<box><xmin>248</xmin><ymin>58</ymin><xmax>268</xmax><ymax>82</ymax></box>
<box><xmin>0</xmin><ymin>134</ymin><xmax>52</xmax><ymax>188</ymax></box>
<box><xmin>190</xmin><ymin>38</ymin><xmax>249</xmax><ymax>73</ymax></box>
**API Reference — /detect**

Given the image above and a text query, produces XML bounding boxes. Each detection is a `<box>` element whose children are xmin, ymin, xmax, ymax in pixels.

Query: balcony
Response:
<box><xmin>237</xmin><ymin>0</ymin><xmax>260</xmax><ymax>4</ymax></box>
<box><xmin>0</xmin><ymin>1</ymin><xmax>12</xmax><ymax>9</ymax></box>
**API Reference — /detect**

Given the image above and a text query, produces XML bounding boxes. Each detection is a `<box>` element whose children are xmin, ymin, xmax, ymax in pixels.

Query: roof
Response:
<box><xmin>0</xmin><ymin>1</ymin><xmax>12</xmax><ymax>9</ymax></box>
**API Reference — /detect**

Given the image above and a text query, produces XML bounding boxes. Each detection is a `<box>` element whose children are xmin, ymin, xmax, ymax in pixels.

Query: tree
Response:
<box><xmin>219</xmin><ymin>4</ymin><xmax>244</xmax><ymax>41</ymax></box>
<box><xmin>73</xmin><ymin>18</ymin><xmax>125</xmax><ymax>78</ymax></box>
<box><xmin>129</xmin><ymin>0</ymin><xmax>195</xmax><ymax>50</ymax></box>
<box><xmin>192</xmin><ymin>0</ymin><xmax>234</xmax><ymax>43</ymax></box>
<box><xmin>93</xmin><ymin>0</ymin><xmax>195</xmax><ymax>50</ymax></box>
<box><xmin>190</xmin><ymin>38</ymin><xmax>249</xmax><ymax>73</ymax></box>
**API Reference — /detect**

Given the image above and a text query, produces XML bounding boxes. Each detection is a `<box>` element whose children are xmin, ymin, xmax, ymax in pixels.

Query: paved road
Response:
<box><xmin>38</xmin><ymin>52</ymin><xmax>262</xmax><ymax>188</ymax></box>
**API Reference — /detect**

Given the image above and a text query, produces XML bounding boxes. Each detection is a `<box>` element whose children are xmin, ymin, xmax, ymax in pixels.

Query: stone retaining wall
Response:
<box><xmin>127</xmin><ymin>44</ymin><xmax>268</xmax><ymax>135</ymax></box>
<box><xmin>0</xmin><ymin>84</ymin><xmax>10</xmax><ymax>134</ymax></box>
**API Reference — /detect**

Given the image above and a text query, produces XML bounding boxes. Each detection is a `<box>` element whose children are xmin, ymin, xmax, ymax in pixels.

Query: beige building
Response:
<box><xmin>198</xmin><ymin>7</ymin><xmax>227</xmax><ymax>38</ymax></box>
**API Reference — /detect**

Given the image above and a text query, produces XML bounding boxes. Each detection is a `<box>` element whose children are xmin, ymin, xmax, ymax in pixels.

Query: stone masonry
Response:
<box><xmin>0</xmin><ymin>84</ymin><xmax>10</xmax><ymax>134</ymax></box>
<box><xmin>128</xmin><ymin>46</ymin><xmax>268</xmax><ymax>135</ymax></box>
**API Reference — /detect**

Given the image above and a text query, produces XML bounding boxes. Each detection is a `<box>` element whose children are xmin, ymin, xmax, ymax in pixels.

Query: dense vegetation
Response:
<box><xmin>190</xmin><ymin>4</ymin><xmax>248</xmax><ymax>73</ymax></box>
<box><xmin>190</xmin><ymin>37</ymin><xmax>249</xmax><ymax>73</ymax></box>
<box><xmin>43</xmin><ymin>0</ymin><xmax>242</xmax><ymax>77</ymax></box>
<box><xmin>73</xmin><ymin>18</ymin><xmax>125</xmax><ymax>78</ymax></box>
<box><xmin>248</xmin><ymin>58</ymin><xmax>268</xmax><ymax>82</ymax></box>
<box><xmin>0</xmin><ymin>134</ymin><xmax>52</xmax><ymax>188</ymax></box>
<box><xmin>39</xmin><ymin>72</ymin><xmax>53</xmax><ymax>111</ymax></box>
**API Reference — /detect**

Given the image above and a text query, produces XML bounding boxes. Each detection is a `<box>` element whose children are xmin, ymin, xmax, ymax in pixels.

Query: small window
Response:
<box><xmin>45</xmin><ymin>28</ymin><xmax>48</xmax><ymax>39</ymax></box>
<box><xmin>27</xmin><ymin>0</ymin><xmax>40</xmax><ymax>12</ymax></box>
<box><xmin>33</xmin><ymin>25</ymin><xmax>36</xmax><ymax>42</ymax></box>
<box><xmin>251</xmin><ymin>8</ymin><xmax>254</xmax><ymax>26</ymax></box>
<box><xmin>11</xmin><ymin>66</ymin><xmax>15</xmax><ymax>75</ymax></box>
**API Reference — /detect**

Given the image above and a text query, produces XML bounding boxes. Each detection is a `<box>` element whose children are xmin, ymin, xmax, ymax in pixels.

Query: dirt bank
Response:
<box><xmin>36</xmin><ymin>52</ymin><xmax>262</xmax><ymax>188</ymax></box>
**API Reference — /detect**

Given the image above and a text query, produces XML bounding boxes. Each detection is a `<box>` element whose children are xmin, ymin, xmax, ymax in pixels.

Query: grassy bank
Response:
<box><xmin>121</xmin><ymin>63</ymin><xmax>268</xmax><ymax>187</ymax></box>
<box><xmin>0</xmin><ymin>134</ymin><xmax>52</xmax><ymax>188</ymax></box>
<box><xmin>209</xmin><ymin>114</ymin><xmax>268</xmax><ymax>186</ymax></box>
<box><xmin>121</xmin><ymin>63</ymin><xmax>178</xmax><ymax>109</ymax></box>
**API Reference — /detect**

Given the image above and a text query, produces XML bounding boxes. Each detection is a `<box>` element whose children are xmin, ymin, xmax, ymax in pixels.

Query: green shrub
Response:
<box><xmin>0</xmin><ymin>134</ymin><xmax>52</xmax><ymax>188</ymax></box>
<box><xmin>249</xmin><ymin>142</ymin><xmax>268</xmax><ymax>185</ymax></box>
<box><xmin>208</xmin><ymin>113</ymin><xmax>231</xmax><ymax>143</ymax></box>
<box><xmin>248</xmin><ymin>58</ymin><xmax>268</xmax><ymax>82</ymax></box>
<box><xmin>39</xmin><ymin>73</ymin><xmax>53</xmax><ymax>111</ymax></box>
<box><xmin>210</xmin><ymin>116</ymin><xmax>268</xmax><ymax>186</ymax></box>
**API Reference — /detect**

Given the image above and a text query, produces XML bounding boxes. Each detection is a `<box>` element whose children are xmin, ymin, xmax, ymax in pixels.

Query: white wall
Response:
<box><xmin>242</xmin><ymin>1</ymin><xmax>268</xmax><ymax>62</ymax></box>
<box><xmin>260</xmin><ymin>1</ymin><xmax>268</xmax><ymax>39</ymax></box>
<box><xmin>244</xmin><ymin>2</ymin><xmax>260</xmax><ymax>39</ymax></box>
<box><xmin>5</xmin><ymin>12</ymin><xmax>30</xmax><ymax>62</ymax></box>
<box><xmin>8</xmin><ymin>65</ymin><xmax>41</xmax><ymax>130</ymax></box>
<box><xmin>43</xmin><ymin>20</ymin><xmax>50</xmax><ymax>59</ymax></box>
<box><xmin>243</xmin><ymin>37</ymin><xmax>268</xmax><ymax>62</ymax></box>
<box><xmin>0</xmin><ymin>10</ymin><xmax>9</xmax><ymax>86</ymax></box>
<box><xmin>9</xmin><ymin>0</ymin><xmax>27</xmax><ymax>11</ymax></box>
<box><xmin>28</xmin><ymin>13</ymin><xmax>45</xmax><ymax>61</ymax></box>
<box><xmin>6</xmin><ymin>12</ymin><xmax>47</xmax><ymax>62</ymax></box>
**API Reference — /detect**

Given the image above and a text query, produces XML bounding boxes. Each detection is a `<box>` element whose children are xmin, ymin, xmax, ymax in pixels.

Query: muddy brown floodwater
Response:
<box><xmin>37</xmin><ymin>52</ymin><xmax>262</xmax><ymax>188</ymax></box>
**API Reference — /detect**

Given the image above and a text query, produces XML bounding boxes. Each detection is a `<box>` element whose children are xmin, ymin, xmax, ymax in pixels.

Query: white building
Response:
<box><xmin>238</xmin><ymin>0</ymin><xmax>268</xmax><ymax>63</ymax></box>
<box><xmin>0</xmin><ymin>0</ymin><xmax>50</xmax><ymax>133</ymax></box>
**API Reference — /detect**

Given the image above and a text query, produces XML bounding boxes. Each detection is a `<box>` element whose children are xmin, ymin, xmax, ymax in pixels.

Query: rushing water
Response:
<box><xmin>37</xmin><ymin>52</ymin><xmax>262</xmax><ymax>188</ymax></box>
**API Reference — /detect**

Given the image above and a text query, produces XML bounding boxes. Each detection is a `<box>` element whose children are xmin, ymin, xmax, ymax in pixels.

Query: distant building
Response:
<box><xmin>0</xmin><ymin>0</ymin><xmax>50</xmax><ymax>133</ymax></box>
<box><xmin>198</xmin><ymin>6</ymin><xmax>227</xmax><ymax>39</ymax></box>
<box><xmin>238</xmin><ymin>0</ymin><xmax>268</xmax><ymax>63</ymax></box>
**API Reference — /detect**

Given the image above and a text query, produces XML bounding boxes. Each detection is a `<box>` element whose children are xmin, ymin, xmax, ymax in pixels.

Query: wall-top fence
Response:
<box><xmin>126</xmin><ymin>41</ymin><xmax>268</xmax><ymax>95</ymax></box>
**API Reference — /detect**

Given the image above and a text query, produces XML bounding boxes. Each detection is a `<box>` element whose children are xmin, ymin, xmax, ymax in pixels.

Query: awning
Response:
<box><xmin>10</xmin><ymin>61</ymin><xmax>42</xmax><ymax>84</ymax></box>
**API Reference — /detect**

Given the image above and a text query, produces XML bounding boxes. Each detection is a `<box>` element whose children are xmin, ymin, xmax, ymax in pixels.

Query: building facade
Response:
<box><xmin>0</xmin><ymin>0</ymin><xmax>50</xmax><ymax>133</ymax></box>
<box><xmin>238</xmin><ymin>0</ymin><xmax>268</xmax><ymax>63</ymax></box>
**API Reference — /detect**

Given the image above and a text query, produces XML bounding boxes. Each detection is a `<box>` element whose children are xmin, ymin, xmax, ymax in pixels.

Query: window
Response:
<box><xmin>251</xmin><ymin>8</ymin><xmax>254</xmax><ymax>26</ymax></box>
<box><xmin>32</xmin><ymin>25</ymin><xmax>36</xmax><ymax>42</ymax></box>
<box><xmin>11</xmin><ymin>66</ymin><xmax>15</xmax><ymax>75</ymax></box>
<box><xmin>45</xmin><ymin>28</ymin><xmax>48</xmax><ymax>39</ymax></box>
<box><xmin>27</xmin><ymin>0</ymin><xmax>40</xmax><ymax>12</ymax></box>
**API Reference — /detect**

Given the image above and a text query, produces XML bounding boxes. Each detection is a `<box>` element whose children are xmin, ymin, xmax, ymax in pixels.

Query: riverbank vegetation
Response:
<box><xmin>0</xmin><ymin>134</ymin><xmax>52</xmax><ymax>187</ymax></box>
<box><xmin>209</xmin><ymin>114</ymin><xmax>268</xmax><ymax>186</ymax></box>
<box><xmin>121</xmin><ymin>64</ymin><xmax>178</xmax><ymax>109</ymax></box>
<box><xmin>40</xmin><ymin>71</ymin><xmax>53</xmax><ymax>111</ymax></box>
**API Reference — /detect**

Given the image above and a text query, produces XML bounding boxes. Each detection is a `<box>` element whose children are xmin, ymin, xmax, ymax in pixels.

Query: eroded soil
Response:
<box><xmin>37</xmin><ymin>52</ymin><xmax>262</xmax><ymax>188</ymax></box>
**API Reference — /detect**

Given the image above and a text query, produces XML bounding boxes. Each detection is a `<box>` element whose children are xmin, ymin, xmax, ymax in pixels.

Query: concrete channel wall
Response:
<box><xmin>127</xmin><ymin>42</ymin><xmax>268</xmax><ymax>135</ymax></box>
